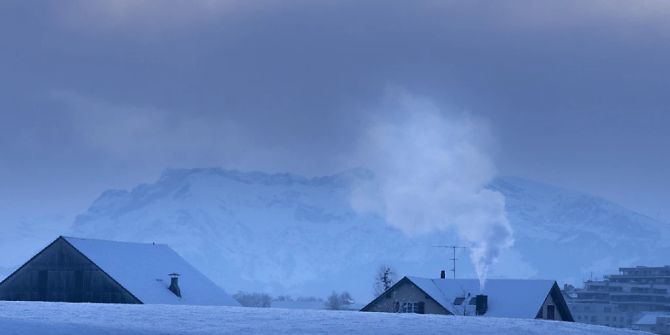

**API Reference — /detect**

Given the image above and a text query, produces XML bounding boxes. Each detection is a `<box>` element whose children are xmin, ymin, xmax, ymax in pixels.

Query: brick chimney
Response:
<box><xmin>168</xmin><ymin>273</ymin><xmax>181</xmax><ymax>298</ymax></box>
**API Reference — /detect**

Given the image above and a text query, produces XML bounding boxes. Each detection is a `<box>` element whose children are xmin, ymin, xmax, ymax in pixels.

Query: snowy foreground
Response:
<box><xmin>0</xmin><ymin>301</ymin><xmax>647</xmax><ymax>335</ymax></box>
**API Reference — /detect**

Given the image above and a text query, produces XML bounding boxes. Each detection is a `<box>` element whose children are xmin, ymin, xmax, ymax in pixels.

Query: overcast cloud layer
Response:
<box><xmin>2</xmin><ymin>0</ymin><xmax>670</xmax><ymax>226</ymax></box>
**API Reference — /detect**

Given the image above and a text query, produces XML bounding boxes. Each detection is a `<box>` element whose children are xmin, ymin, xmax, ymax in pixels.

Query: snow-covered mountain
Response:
<box><xmin>489</xmin><ymin>177</ymin><xmax>670</xmax><ymax>282</ymax></box>
<box><xmin>71</xmin><ymin>168</ymin><xmax>670</xmax><ymax>301</ymax></box>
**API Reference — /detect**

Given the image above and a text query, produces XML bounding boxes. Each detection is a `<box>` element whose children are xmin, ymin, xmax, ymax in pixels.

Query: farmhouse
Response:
<box><xmin>361</xmin><ymin>275</ymin><xmax>573</xmax><ymax>321</ymax></box>
<box><xmin>0</xmin><ymin>236</ymin><xmax>239</xmax><ymax>306</ymax></box>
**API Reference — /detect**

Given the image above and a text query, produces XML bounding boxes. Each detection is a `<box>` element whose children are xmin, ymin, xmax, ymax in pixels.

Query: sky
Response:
<box><xmin>1</xmin><ymin>0</ymin><xmax>670</xmax><ymax>228</ymax></box>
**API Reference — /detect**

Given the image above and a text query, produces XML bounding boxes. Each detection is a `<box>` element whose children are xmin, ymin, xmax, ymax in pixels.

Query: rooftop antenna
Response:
<box><xmin>434</xmin><ymin>245</ymin><xmax>466</xmax><ymax>279</ymax></box>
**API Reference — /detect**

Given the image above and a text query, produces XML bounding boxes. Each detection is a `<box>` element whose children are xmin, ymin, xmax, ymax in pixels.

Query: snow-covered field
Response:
<box><xmin>0</xmin><ymin>301</ymin><xmax>647</xmax><ymax>335</ymax></box>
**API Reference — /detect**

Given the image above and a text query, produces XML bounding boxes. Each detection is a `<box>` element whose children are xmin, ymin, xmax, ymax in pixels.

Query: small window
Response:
<box><xmin>400</xmin><ymin>302</ymin><xmax>414</xmax><ymax>313</ymax></box>
<box><xmin>38</xmin><ymin>270</ymin><xmax>48</xmax><ymax>299</ymax></box>
<box><xmin>400</xmin><ymin>302</ymin><xmax>424</xmax><ymax>314</ymax></box>
<box><xmin>547</xmin><ymin>305</ymin><xmax>555</xmax><ymax>320</ymax></box>
<box><xmin>453</xmin><ymin>297</ymin><xmax>465</xmax><ymax>305</ymax></box>
<box><xmin>74</xmin><ymin>271</ymin><xmax>84</xmax><ymax>290</ymax></box>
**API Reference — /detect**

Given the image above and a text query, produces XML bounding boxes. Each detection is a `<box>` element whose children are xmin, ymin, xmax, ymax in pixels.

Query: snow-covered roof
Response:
<box><xmin>407</xmin><ymin>277</ymin><xmax>556</xmax><ymax>318</ymax></box>
<box><xmin>63</xmin><ymin>236</ymin><xmax>239</xmax><ymax>306</ymax></box>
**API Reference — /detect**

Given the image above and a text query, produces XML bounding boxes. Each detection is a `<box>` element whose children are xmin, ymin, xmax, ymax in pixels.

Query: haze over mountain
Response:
<box><xmin>63</xmin><ymin>168</ymin><xmax>670</xmax><ymax>301</ymax></box>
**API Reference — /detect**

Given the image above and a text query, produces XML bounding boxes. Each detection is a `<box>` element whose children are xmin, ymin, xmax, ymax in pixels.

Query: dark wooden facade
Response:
<box><xmin>0</xmin><ymin>237</ymin><xmax>140</xmax><ymax>304</ymax></box>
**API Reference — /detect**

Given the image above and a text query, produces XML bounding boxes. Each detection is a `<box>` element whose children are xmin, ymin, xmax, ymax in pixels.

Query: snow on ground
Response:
<box><xmin>0</xmin><ymin>301</ymin><xmax>648</xmax><ymax>335</ymax></box>
<box><xmin>270</xmin><ymin>299</ymin><xmax>364</xmax><ymax>311</ymax></box>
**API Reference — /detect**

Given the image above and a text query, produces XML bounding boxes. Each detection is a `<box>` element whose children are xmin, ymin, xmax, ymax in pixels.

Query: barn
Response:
<box><xmin>361</xmin><ymin>275</ymin><xmax>573</xmax><ymax>321</ymax></box>
<box><xmin>0</xmin><ymin>236</ymin><xmax>239</xmax><ymax>306</ymax></box>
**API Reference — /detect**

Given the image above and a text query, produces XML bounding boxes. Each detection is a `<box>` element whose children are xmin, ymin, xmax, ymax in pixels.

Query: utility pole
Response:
<box><xmin>434</xmin><ymin>245</ymin><xmax>466</xmax><ymax>279</ymax></box>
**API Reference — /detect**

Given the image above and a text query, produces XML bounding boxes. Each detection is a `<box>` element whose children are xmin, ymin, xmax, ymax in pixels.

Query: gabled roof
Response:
<box><xmin>407</xmin><ymin>277</ymin><xmax>558</xmax><ymax>319</ymax></box>
<box><xmin>63</xmin><ymin>236</ymin><xmax>239</xmax><ymax>306</ymax></box>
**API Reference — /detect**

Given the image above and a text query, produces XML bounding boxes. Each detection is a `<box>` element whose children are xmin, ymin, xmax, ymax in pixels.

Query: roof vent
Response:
<box><xmin>168</xmin><ymin>273</ymin><xmax>181</xmax><ymax>298</ymax></box>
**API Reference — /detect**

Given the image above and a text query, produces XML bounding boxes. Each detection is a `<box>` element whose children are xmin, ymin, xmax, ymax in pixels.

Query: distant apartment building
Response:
<box><xmin>564</xmin><ymin>266</ymin><xmax>670</xmax><ymax>331</ymax></box>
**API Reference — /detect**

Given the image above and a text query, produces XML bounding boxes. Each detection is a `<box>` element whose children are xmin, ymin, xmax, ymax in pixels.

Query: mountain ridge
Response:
<box><xmin>71</xmin><ymin>168</ymin><xmax>670</xmax><ymax>300</ymax></box>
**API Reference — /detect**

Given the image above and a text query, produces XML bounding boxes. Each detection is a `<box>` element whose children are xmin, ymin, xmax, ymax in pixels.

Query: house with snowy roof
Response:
<box><xmin>361</xmin><ymin>273</ymin><xmax>573</xmax><ymax>321</ymax></box>
<box><xmin>0</xmin><ymin>236</ymin><xmax>239</xmax><ymax>306</ymax></box>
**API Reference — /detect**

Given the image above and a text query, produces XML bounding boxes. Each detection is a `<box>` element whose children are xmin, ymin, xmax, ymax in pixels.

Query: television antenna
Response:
<box><xmin>434</xmin><ymin>245</ymin><xmax>467</xmax><ymax>279</ymax></box>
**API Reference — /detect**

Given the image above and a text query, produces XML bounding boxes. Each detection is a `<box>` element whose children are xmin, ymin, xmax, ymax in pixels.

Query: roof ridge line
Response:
<box><xmin>63</xmin><ymin>236</ymin><xmax>169</xmax><ymax>247</ymax></box>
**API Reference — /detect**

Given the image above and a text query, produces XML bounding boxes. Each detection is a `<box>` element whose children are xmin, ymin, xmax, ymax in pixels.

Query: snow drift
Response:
<box><xmin>0</xmin><ymin>301</ymin><xmax>646</xmax><ymax>335</ymax></box>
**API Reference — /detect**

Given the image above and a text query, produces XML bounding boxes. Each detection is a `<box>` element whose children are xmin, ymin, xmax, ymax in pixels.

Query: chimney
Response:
<box><xmin>475</xmin><ymin>294</ymin><xmax>488</xmax><ymax>315</ymax></box>
<box><xmin>168</xmin><ymin>273</ymin><xmax>181</xmax><ymax>298</ymax></box>
<box><xmin>440</xmin><ymin>270</ymin><xmax>446</xmax><ymax>279</ymax></box>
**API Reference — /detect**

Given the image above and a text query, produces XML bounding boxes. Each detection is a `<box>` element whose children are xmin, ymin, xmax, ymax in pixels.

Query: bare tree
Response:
<box><xmin>339</xmin><ymin>291</ymin><xmax>353</xmax><ymax>306</ymax></box>
<box><xmin>374</xmin><ymin>265</ymin><xmax>396</xmax><ymax>296</ymax></box>
<box><xmin>233</xmin><ymin>291</ymin><xmax>272</xmax><ymax>307</ymax></box>
<box><xmin>325</xmin><ymin>291</ymin><xmax>354</xmax><ymax>310</ymax></box>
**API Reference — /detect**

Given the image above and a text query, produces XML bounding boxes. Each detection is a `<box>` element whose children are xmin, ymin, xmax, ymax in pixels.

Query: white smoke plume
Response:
<box><xmin>351</xmin><ymin>93</ymin><xmax>513</xmax><ymax>289</ymax></box>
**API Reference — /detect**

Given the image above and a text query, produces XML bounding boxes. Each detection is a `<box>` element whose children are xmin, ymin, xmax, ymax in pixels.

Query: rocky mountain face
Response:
<box><xmin>70</xmin><ymin>168</ymin><xmax>669</xmax><ymax>300</ymax></box>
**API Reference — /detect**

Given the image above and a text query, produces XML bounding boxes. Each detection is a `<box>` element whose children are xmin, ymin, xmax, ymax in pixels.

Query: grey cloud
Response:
<box><xmin>1</xmin><ymin>0</ymin><xmax>670</xmax><ymax>223</ymax></box>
